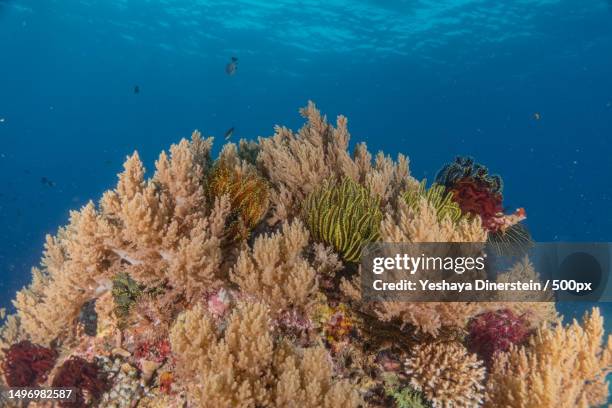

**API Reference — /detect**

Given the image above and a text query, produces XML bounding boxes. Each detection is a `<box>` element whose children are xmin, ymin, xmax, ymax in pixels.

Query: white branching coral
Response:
<box><xmin>405</xmin><ymin>342</ymin><xmax>485</xmax><ymax>408</ymax></box>
<box><xmin>230</xmin><ymin>220</ymin><xmax>318</xmax><ymax>315</ymax></box>
<box><xmin>485</xmin><ymin>307</ymin><xmax>612</xmax><ymax>408</ymax></box>
<box><xmin>169</xmin><ymin>301</ymin><xmax>360</xmax><ymax>408</ymax></box>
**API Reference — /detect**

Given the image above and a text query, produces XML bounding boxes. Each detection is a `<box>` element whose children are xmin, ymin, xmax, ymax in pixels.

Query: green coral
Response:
<box><xmin>303</xmin><ymin>178</ymin><xmax>382</xmax><ymax>263</ymax></box>
<box><xmin>112</xmin><ymin>272</ymin><xmax>143</xmax><ymax>322</ymax></box>
<box><xmin>404</xmin><ymin>180</ymin><xmax>463</xmax><ymax>223</ymax></box>
<box><xmin>383</xmin><ymin>374</ymin><xmax>430</xmax><ymax>408</ymax></box>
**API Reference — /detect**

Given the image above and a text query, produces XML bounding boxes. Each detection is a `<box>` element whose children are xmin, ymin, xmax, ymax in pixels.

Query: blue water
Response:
<box><xmin>0</xmin><ymin>0</ymin><xmax>611</xmax><ymax>328</ymax></box>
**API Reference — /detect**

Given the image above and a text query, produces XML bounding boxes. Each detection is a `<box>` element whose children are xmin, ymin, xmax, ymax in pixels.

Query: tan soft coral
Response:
<box><xmin>340</xmin><ymin>197</ymin><xmax>487</xmax><ymax>337</ymax></box>
<box><xmin>230</xmin><ymin>220</ymin><xmax>318</xmax><ymax>315</ymax></box>
<box><xmin>13</xmin><ymin>206</ymin><xmax>110</xmax><ymax>345</ymax></box>
<box><xmin>380</xmin><ymin>197</ymin><xmax>487</xmax><ymax>243</ymax></box>
<box><xmin>169</xmin><ymin>301</ymin><xmax>360</xmax><ymax>408</ymax></box>
<box><xmin>258</xmin><ymin>101</ymin><xmax>417</xmax><ymax>223</ymax></box>
<box><xmin>12</xmin><ymin>132</ymin><xmax>230</xmax><ymax>346</ymax></box>
<box><xmin>485</xmin><ymin>307</ymin><xmax>612</xmax><ymax>408</ymax></box>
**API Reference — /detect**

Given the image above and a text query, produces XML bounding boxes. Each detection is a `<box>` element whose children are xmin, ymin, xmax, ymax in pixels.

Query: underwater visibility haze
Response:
<box><xmin>0</xmin><ymin>0</ymin><xmax>612</xmax><ymax>407</ymax></box>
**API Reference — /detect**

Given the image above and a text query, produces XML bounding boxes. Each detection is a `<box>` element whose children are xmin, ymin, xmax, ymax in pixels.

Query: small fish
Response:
<box><xmin>225</xmin><ymin>56</ymin><xmax>238</xmax><ymax>76</ymax></box>
<box><xmin>41</xmin><ymin>177</ymin><xmax>56</xmax><ymax>187</ymax></box>
<box><xmin>134</xmin><ymin>85</ymin><xmax>140</xmax><ymax>94</ymax></box>
<box><xmin>0</xmin><ymin>118</ymin><xmax>5</xmax><ymax>123</ymax></box>
<box><xmin>224</xmin><ymin>127</ymin><xmax>235</xmax><ymax>140</ymax></box>
<box><xmin>0</xmin><ymin>308</ymin><xmax>5</xmax><ymax>320</ymax></box>
<box><xmin>533</xmin><ymin>112</ymin><xmax>541</xmax><ymax>121</ymax></box>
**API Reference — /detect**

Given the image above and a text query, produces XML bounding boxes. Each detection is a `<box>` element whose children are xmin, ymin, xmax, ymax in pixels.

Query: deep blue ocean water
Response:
<box><xmin>0</xmin><ymin>1</ymin><xmax>611</xmax><ymax>331</ymax></box>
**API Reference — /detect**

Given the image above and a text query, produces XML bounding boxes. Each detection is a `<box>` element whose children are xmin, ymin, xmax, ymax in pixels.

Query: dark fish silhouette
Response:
<box><xmin>41</xmin><ymin>177</ymin><xmax>56</xmax><ymax>187</ymax></box>
<box><xmin>225</xmin><ymin>57</ymin><xmax>238</xmax><ymax>75</ymax></box>
<box><xmin>134</xmin><ymin>85</ymin><xmax>140</xmax><ymax>94</ymax></box>
<box><xmin>224</xmin><ymin>127</ymin><xmax>235</xmax><ymax>140</ymax></box>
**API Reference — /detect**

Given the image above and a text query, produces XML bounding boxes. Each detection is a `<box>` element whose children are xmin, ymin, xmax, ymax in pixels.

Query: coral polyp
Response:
<box><xmin>303</xmin><ymin>177</ymin><xmax>382</xmax><ymax>262</ymax></box>
<box><xmin>1</xmin><ymin>340</ymin><xmax>57</xmax><ymax>387</ymax></box>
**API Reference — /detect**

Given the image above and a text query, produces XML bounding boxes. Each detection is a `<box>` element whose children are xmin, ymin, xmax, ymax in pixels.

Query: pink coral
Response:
<box><xmin>1</xmin><ymin>340</ymin><xmax>58</xmax><ymax>387</ymax></box>
<box><xmin>467</xmin><ymin>309</ymin><xmax>530</xmax><ymax>364</ymax></box>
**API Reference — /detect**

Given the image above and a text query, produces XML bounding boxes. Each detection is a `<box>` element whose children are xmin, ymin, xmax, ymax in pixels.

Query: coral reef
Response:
<box><xmin>0</xmin><ymin>102</ymin><xmax>607</xmax><ymax>407</ymax></box>
<box><xmin>303</xmin><ymin>177</ymin><xmax>382</xmax><ymax>262</ymax></box>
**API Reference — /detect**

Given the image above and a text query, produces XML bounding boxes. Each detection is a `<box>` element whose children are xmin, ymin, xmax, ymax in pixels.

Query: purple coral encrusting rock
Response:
<box><xmin>467</xmin><ymin>309</ymin><xmax>531</xmax><ymax>365</ymax></box>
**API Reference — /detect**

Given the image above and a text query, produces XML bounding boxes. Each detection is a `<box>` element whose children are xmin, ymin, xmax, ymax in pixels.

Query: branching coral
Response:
<box><xmin>405</xmin><ymin>342</ymin><xmax>485</xmax><ymax>408</ymax></box>
<box><xmin>485</xmin><ymin>307</ymin><xmax>612</xmax><ymax>408</ymax></box>
<box><xmin>170</xmin><ymin>301</ymin><xmax>360</xmax><ymax>408</ymax></box>
<box><xmin>13</xmin><ymin>213</ymin><xmax>108</xmax><ymax>345</ymax></box>
<box><xmin>1</xmin><ymin>340</ymin><xmax>57</xmax><ymax>387</ymax></box>
<box><xmin>230</xmin><ymin>220</ymin><xmax>317</xmax><ymax>315</ymax></box>
<box><xmin>303</xmin><ymin>178</ymin><xmax>382</xmax><ymax>262</ymax></box>
<box><xmin>12</xmin><ymin>133</ymin><xmax>231</xmax><ymax>346</ymax></box>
